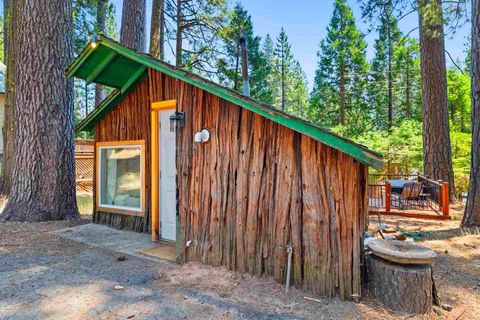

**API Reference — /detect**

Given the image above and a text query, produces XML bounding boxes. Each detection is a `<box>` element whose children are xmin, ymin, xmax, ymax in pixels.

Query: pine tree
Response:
<box><xmin>393</xmin><ymin>38</ymin><xmax>422</xmax><ymax>120</ymax></box>
<box><xmin>1</xmin><ymin>0</ymin><xmax>79</xmax><ymax>221</ymax></box>
<box><xmin>286</xmin><ymin>61</ymin><xmax>309</xmax><ymax>117</ymax></box>
<box><xmin>95</xmin><ymin>0</ymin><xmax>107</xmax><ymax>105</ymax></box>
<box><xmin>310</xmin><ymin>0</ymin><xmax>369</xmax><ymax>137</ymax></box>
<box><xmin>150</xmin><ymin>0</ymin><xmax>165</xmax><ymax>60</ymax></box>
<box><xmin>275</xmin><ymin>28</ymin><xmax>294</xmax><ymax>111</ymax></box>
<box><xmin>463</xmin><ymin>0</ymin><xmax>480</xmax><ymax>227</ymax></box>
<box><xmin>418</xmin><ymin>0</ymin><xmax>456</xmax><ymax>200</ymax></box>
<box><xmin>368</xmin><ymin>5</ymin><xmax>402</xmax><ymax>129</ymax></box>
<box><xmin>1</xmin><ymin>0</ymin><xmax>16</xmax><ymax>193</ymax></box>
<box><xmin>173</xmin><ymin>0</ymin><xmax>227</xmax><ymax>74</ymax></box>
<box><xmin>120</xmin><ymin>0</ymin><xmax>146</xmax><ymax>52</ymax></box>
<box><xmin>261</xmin><ymin>34</ymin><xmax>278</xmax><ymax>105</ymax></box>
<box><xmin>217</xmin><ymin>3</ymin><xmax>269</xmax><ymax>102</ymax></box>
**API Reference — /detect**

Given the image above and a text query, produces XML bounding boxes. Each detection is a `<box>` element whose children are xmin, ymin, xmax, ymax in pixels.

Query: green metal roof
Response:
<box><xmin>67</xmin><ymin>36</ymin><xmax>383</xmax><ymax>169</ymax></box>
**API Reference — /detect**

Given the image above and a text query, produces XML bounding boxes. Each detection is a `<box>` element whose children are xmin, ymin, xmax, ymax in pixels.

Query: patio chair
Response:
<box><xmin>391</xmin><ymin>181</ymin><xmax>423</xmax><ymax>209</ymax></box>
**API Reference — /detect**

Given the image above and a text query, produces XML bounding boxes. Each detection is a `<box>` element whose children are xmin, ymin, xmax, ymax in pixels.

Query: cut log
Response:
<box><xmin>366</xmin><ymin>255</ymin><xmax>434</xmax><ymax>315</ymax></box>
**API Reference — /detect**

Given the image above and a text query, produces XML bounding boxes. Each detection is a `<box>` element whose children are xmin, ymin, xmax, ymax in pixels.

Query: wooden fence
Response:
<box><xmin>75</xmin><ymin>139</ymin><xmax>94</xmax><ymax>193</ymax></box>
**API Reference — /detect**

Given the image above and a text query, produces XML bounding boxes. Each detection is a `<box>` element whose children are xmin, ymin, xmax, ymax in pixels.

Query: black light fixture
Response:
<box><xmin>169</xmin><ymin>112</ymin><xmax>185</xmax><ymax>132</ymax></box>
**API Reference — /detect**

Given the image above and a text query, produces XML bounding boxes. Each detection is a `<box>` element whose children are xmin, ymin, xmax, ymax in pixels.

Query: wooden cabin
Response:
<box><xmin>68</xmin><ymin>36</ymin><xmax>383</xmax><ymax>301</ymax></box>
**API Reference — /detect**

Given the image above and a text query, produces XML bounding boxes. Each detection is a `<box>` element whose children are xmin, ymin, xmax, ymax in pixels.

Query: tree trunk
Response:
<box><xmin>95</xmin><ymin>0</ymin><xmax>107</xmax><ymax>106</ymax></box>
<box><xmin>120</xmin><ymin>0</ymin><xmax>146</xmax><ymax>52</ymax></box>
<box><xmin>281</xmin><ymin>47</ymin><xmax>286</xmax><ymax>110</ymax></box>
<box><xmin>463</xmin><ymin>0</ymin><xmax>480</xmax><ymax>227</ymax></box>
<box><xmin>1</xmin><ymin>0</ymin><xmax>16</xmax><ymax>195</ymax></box>
<box><xmin>366</xmin><ymin>255</ymin><xmax>435</xmax><ymax>315</ymax></box>
<box><xmin>175</xmin><ymin>0</ymin><xmax>183</xmax><ymax>67</ymax></box>
<box><xmin>339</xmin><ymin>65</ymin><xmax>346</xmax><ymax>125</ymax></box>
<box><xmin>0</xmin><ymin>0</ymin><xmax>79</xmax><ymax>221</ymax></box>
<box><xmin>418</xmin><ymin>0</ymin><xmax>456</xmax><ymax>201</ymax></box>
<box><xmin>406</xmin><ymin>66</ymin><xmax>411</xmax><ymax>118</ymax></box>
<box><xmin>387</xmin><ymin>14</ymin><xmax>393</xmax><ymax>129</ymax></box>
<box><xmin>150</xmin><ymin>0</ymin><xmax>165</xmax><ymax>60</ymax></box>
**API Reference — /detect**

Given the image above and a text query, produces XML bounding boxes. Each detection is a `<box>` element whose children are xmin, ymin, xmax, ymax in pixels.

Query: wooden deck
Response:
<box><xmin>368</xmin><ymin>173</ymin><xmax>451</xmax><ymax>220</ymax></box>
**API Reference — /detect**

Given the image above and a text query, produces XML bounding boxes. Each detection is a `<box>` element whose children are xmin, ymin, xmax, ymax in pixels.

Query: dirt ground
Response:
<box><xmin>0</xmin><ymin>211</ymin><xmax>479</xmax><ymax>319</ymax></box>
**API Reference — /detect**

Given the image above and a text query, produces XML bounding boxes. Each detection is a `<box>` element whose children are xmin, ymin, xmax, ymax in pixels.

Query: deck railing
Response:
<box><xmin>368</xmin><ymin>173</ymin><xmax>450</xmax><ymax>219</ymax></box>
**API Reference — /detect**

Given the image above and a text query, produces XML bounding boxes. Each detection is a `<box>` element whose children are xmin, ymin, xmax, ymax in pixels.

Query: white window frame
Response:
<box><xmin>96</xmin><ymin>140</ymin><xmax>145</xmax><ymax>217</ymax></box>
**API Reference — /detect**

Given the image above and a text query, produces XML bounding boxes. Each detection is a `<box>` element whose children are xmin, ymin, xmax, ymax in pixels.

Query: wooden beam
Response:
<box><xmin>85</xmin><ymin>51</ymin><xmax>117</xmax><ymax>84</ymax></box>
<box><xmin>152</xmin><ymin>100</ymin><xmax>176</xmax><ymax>111</ymax></box>
<box><xmin>385</xmin><ymin>182</ymin><xmax>391</xmax><ymax>212</ymax></box>
<box><xmin>442</xmin><ymin>182</ymin><xmax>450</xmax><ymax>217</ymax></box>
<box><xmin>121</xmin><ymin>66</ymin><xmax>147</xmax><ymax>94</ymax></box>
<box><xmin>370</xmin><ymin>210</ymin><xmax>452</xmax><ymax>220</ymax></box>
<box><xmin>151</xmin><ymin>110</ymin><xmax>159</xmax><ymax>241</ymax></box>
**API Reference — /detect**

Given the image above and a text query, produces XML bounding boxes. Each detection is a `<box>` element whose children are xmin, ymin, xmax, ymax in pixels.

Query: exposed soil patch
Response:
<box><xmin>0</xmin><ymin>214</ymin><xmax>478</xmax><ymax>319</ymax></box>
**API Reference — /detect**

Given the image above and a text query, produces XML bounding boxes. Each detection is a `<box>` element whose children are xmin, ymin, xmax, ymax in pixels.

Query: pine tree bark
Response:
<box><xmin>175</xmin><ymin>0</ymin><xmax>183</xmax><ymax>67</ymax></box>
<box><xmin>387</xmin><ymin>10</ymin><xmax>393</xmax><ymax>129</ymax></box>
<box><xmin>463</xmin><ymin>0</ymin><xmax>480</xmax><ymax>227</ymax></box>
<box><xmin>0</xmin><ymin>0</ymin><xmax>79</xmax><ymax>221</ymax></box>
<box><xmin>120</xmin><ymin>0</ymin><xmax>146</xmax><ymax>52</ymax></box>
<box><xmin>150</xmin><ymin>0</ymin><xmax>165</xmax><ymax>60</ymax></box>
<box><xmin>406</xmin><ymin>67</ymin><xmax>411</xmax><ymax>118</ymax></box>
<box><xmin>339</xmin><ymin>65</ymin><xmax>346</xmax><ymax>125</ymax></box>
<box><xmin>281</xmin><ymin>46</ymin><xmax>286</xmax><ymax>110</ymax></box>
<box><xmin>95</xmin><ymin>0</ymin><xmax>107</xmax><ymax>106</ymax></box>
<box><xmin>1</xmin><ymin>0</ymin><xmax>16</xmax><ymax>194</ymax></box>
<box><xmin>418</xmin><ymin>0</ymin><xmax>456</xmax><ymax>201</ymax></box>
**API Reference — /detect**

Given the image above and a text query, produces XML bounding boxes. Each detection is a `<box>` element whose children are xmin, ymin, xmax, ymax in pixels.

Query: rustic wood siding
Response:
<box><xmin>93</xmin><ymin>68</ymin><xmax>368</xmax><ymax>299</ymax></box>
<box><xmin>147</xmin><ymin>69</ymin><xmax>368</xmax><ymax>300</ymax></box>
<box><xmin>93</xmin><ymin>73</ymin><xmax>151</xmax><ymax>232</ymax></box>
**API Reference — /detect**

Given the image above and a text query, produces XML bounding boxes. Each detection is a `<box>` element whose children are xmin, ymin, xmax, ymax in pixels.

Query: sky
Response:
<box><xmin>110</xmin><ymin>0</ymin><xmax>470</xmax><ymax>89</ymax></box>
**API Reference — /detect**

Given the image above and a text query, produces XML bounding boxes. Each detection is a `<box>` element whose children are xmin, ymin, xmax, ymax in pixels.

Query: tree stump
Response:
<box><xmin>366</xmin><ymin>254</ymin><xmax>434</xmax><ymax>315</ymax></box>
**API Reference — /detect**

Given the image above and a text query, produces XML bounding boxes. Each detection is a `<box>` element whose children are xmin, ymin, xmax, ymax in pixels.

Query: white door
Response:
<box><xmin>159</xmin><ymin>110</ymin><xmax>177</xmax><ymax>241</ymax></box>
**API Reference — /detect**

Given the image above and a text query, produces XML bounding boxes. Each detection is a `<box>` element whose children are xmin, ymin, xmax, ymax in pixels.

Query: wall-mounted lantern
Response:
<box><xmin>194</xmin><ymin>129</ymin><xmax>210</xmax><ymax>143</ymax></box>
<box><xmin>169</xmin><ymin>112</ymin><xmax>185</xmax><ymax>132</ymax></box>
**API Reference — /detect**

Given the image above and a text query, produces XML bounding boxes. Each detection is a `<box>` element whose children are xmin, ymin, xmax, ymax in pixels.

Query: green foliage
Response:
<box><xmin>0</xmin><ymin>16</ymin><xmax>4</xmax><ymax>63</ymax></box>
<box><xmin>172</xmin><ymin>0</ymin><xmax>228</xmax><ymax>76</ymax></box>
<box><xmin>217</xmin><ymin>7</ymin><xmax>308</xmax><ymax>116</ymax></box>
<box><xmin>217</xmin><ymin>3</ymin><xmax>271</xmax><ymax>103</ymax></box>
<box><xmin>450</xmin><ymin>130</ymin><xmax>471</xmax><ymax>193</ymax></box>
<box><xmin>261</xmin><ymin>34</ymin><xmax>278</xmax><ymax>105</ymax></box>
<box><xmin>273</xmin><ymin>28</ymin><xmax>309</xmax><ymax>115</ymax></box>
<box><xmin>392</xmin><ymin>39</ymin><xmax>422</xmax><ymax>121</ymax></box>
<box><xmin>447</xmin><ymin>67</ymin><xmax>471</xmax><ymax>133</ymax></box>
<box><xmin>286</xmin><ymin>61</ymin><xmax>309</xmax><ymax>118</ymax></box>
<box><xmin>309</xmin><ymin>0</ymin><xmax>370</xmax><ymax>137</ymax></box>
<box><xmin>356</xmin><ymin>119</ymin><xmax>472</xmax><ymax>192</ymax></box>
<box><xmin>356</xmin><ymin>120</ymin><xmax>423</xmax><ymax>174</ymax></box>
<box><xmin>73</xmin><ymin>0</ymin><xmax>117</xmax><ymax>54</ymax></box>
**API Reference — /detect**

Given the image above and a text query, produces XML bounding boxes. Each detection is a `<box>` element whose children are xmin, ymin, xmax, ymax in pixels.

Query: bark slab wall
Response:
<box><xmin>94</xmin><ymin>75</ymin><xmax>151</xmax><ymax>232</ymax></box>
<box><xmin>148</xmin><ymin>69</ymin><xmax>369</xmax><ymax>300</ymax></box>
<box><xmin>94</xmin><ymin>69</ymin><xmax>369</xmax><ymax>300</ymax></box>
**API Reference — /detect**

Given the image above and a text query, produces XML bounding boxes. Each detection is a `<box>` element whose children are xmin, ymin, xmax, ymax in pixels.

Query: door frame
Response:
<box><xmin>151</xmin><ymin>99</ymin><xmax>177</xmax><ymax>241</ymax></box>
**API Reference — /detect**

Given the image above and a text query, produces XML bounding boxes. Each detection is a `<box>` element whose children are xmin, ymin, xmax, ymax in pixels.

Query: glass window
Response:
<box><xmin>98</xmin><ymin>143</ymin><xmax>143</xmax><ymax>211</ymax></box>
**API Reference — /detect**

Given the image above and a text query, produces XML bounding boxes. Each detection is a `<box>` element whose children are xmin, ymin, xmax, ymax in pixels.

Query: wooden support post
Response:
<box><xmin>437</xmin><ymin>180</ymin><xmax>443</xmax><ymax>211</ymax></box>
<box><xmin>151</xmin><ymin>110</ymin><xmax>159</xmax><ymax>241</ymax></box>
<box><xmin>442</xmin><ymin>182</ymin><xmax>450</xmax><ymax>217</ymax></box>
<box><xmin>385</xmin><ymin>182</ymin><xmax>391</xmax><ymax>212</ymax></box>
